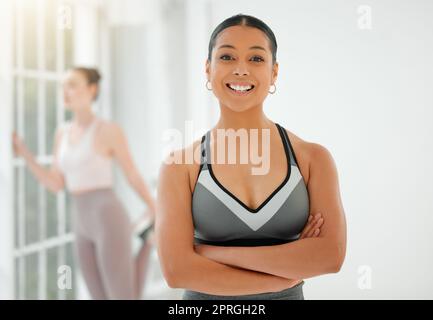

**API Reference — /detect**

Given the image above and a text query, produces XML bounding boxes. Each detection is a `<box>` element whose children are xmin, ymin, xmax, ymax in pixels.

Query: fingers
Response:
<box><xmin>307</xmin><ymin>214</ymin><xmax>323</xmax><ymax>237</ymax></box>
<box><xmin>300</xmin><ymin>213</ymin><xmax>319</xmax><ymax>237</ymax></box>
<box><xmin>12</xmin><ymin>133</ymin><xmax>26</xmax><ymax>157</ymax></box>
<box><xmin>300</xmin><ymin>213</ymin><xmax>323</xmax><ymax>239</ymax></box>
<box><xmin>12</xmin><ymin>133</ymin><xmax>19</xmax><ymax>155</ymax></box>
<box><xmin>306</xmin><ymin>214</ymin><xmax>323</xmax><ymax>238</ymax></box>
<box><xmin>299</xmin><ymin>215</ymin><xmax>313</xmax><ymax>239</ymax></box>
<box><xmin>12</xmin><ymin>131</ymin><xmax>19</xmax><ymax>144</ymax></box>
<box><xmin>12</xmin><ymin>132</ymin><xmax>19</xmax><ymax>146</ymax></box>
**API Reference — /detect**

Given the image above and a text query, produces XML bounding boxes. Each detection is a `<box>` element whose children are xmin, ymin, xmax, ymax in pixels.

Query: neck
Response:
<box><xmin>73</xmin><ymin>107</ymin><xmax>95</xmax><ymax>127</ymax></box>
<box><xmin>215</xmin><ymin>104</ymin><xmax>273</xmax><ymax>130</ymax></box>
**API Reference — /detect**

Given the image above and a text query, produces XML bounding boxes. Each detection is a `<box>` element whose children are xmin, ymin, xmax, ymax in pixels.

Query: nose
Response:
<box><xmin>233</xmin><ymin>62</ymin><xmax>249</xmax><ymax>76</ymax></box>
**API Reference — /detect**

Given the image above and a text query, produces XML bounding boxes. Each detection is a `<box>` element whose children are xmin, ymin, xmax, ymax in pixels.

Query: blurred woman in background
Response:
<box><xmin>12</xmin><ymin>67</ymin><xmax>156</xmax><ymax>300</ymax></box>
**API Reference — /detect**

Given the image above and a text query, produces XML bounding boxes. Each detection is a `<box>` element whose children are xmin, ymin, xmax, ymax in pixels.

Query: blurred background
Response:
<box><xmin>0</xmin><ymin>0</ymin><xmax>432</xmax><ymax>299</ymax></box>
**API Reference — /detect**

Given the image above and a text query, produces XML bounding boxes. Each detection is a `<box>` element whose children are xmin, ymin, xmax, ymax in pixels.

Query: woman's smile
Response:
<box><xmin>225</xmin><ymin>81</ymin><xmax>256</xmax><ymax>96</ymax></box>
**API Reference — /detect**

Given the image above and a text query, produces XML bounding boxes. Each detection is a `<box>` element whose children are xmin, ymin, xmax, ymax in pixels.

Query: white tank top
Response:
<box><xmin>57</xmin><ymin>118</ymin><xmax>113</xmax><ymax>193</ymax></box>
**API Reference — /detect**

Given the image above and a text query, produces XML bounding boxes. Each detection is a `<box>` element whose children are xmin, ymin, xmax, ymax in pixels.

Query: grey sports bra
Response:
<box><xmin>191</xmin><ymin>123</ymin><xmax>310</xmax><ymax>247</ymax></box>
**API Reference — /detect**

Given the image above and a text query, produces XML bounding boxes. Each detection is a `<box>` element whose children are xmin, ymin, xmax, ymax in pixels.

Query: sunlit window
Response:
<box><xmin>12</xmin><ymin>0</ymin><xmax>76</xmax><ymax>300</ymax></box>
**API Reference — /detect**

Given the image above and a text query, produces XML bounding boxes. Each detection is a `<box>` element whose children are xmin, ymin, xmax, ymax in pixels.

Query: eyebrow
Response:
<box><xmin>217</xmin><ymin>44</ymin><xmax>267</xmax><ymax>52</ymax></box>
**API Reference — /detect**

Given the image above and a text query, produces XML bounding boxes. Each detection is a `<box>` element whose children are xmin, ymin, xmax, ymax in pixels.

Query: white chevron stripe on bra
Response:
<box><xmin>196</xmin><ymin>165</ymin><xmax>303</xmax><ymax>231</ymax></box>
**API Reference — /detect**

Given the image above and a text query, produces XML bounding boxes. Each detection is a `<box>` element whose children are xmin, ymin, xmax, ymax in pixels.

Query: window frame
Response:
<box><xmin>9</xmin><ymin>0</ymin><xmax>108</xmax><ymax>300</ymax></box>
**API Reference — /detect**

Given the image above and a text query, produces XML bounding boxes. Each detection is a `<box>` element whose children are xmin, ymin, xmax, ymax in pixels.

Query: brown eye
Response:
<box><xmin>220</xmin><ymin>55</ymin><xmax>233</xmax><ymax>61</ymax></box>
<box><xmin>251</xmin><ymin>56</ymin><xmax>264</xmax><ymax>62</ymax></box>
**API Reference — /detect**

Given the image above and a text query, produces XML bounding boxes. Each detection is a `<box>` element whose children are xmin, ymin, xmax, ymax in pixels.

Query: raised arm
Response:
<box><xmin>155</xmin><ymin>147</ymin><xmax>300</xmax><ymax>296</ymax></box>
<box><xmin>194</xmin><ymin>143</ymin><xmax>347</xmax><ymax>280</ymax></box>
<box><xmin>12</xmin><ymin>128</ymin><xmax>65</xmax><ymax>193</ymax></box>
<box><xmin>107</xmin><ymin>123</ymin><xmax>156</xmax><ymax>216</ymax></box>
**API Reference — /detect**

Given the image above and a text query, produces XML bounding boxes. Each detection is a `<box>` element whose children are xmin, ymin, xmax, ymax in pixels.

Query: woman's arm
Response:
<box><xmin>192</xmin><ymin>144</ymin><xmax>347</xmax><ymax>280</ymax></box>
<box><xmin>12</xmin><ymin>129</ymin><xmax>65</xmax><ymax>193</ymax></box>
<box><xmin>107</xmin><ymin>123</ymin><xmax>156</xmax><ymax>217</ymax></box>
<box><xmin>156</xmin><ymin>147</ymin><xmax>300</xmax><ymax>296</ymax></box>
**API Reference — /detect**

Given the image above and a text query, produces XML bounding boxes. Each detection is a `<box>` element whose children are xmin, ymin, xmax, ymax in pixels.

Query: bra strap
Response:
<box><xmin>199</xmin><ymin>130</ymin><xmax>211</xmax><ymax>169</ymax></box>
<box><xmin>277</xmin><ymin>123</ymin><xmax>299</xmax><ymax>167</ymax></box>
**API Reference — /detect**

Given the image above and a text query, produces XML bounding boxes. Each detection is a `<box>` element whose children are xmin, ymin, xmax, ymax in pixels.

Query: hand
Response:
<box><xmin>194</xmin><ymin>213</ymin><xmax>325</xmax><ymax>261</ymax></box>
<box><xmin>299</xmin><ymin>213</ymin><xmax>324</xmax><ymax>239</ymax></box>
<box><xmin>195</xmin><ymin>214</ymin><xmax>324</xmax><ymax>290</ymax></box>
<box><xmin>195</xmin><ymin>244</ymin><xmax>304</xmax><ymax>290</ymax></box>
<box><xmin>12</xmin><ymin>132</ymin><xmax>28</xmax><ymax>158</ymax></box>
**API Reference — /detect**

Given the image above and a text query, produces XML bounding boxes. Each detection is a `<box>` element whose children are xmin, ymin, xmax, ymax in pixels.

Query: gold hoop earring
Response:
<box><xmin>206</xmin><ymin>80</ymin><xmax>212</xmax><ymax>91</ymax></box>
<box><xmin>269</xmin><ymin>83</ymin><xmax>276</xmax><ymax>94</ymax></box>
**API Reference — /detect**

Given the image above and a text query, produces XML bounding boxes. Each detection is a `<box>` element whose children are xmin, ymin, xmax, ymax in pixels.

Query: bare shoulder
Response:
<box><xmin>283</xmin><ymin>129</ymin><xmax>335</xmax><ymax>185</ymax></box>
<box><xmin>159</xmin><ymin>139</ymin><xmax>203</xmax><ymax>193</ymax></box>
<box><xmin>308</xmin><ymin>142</ymin><xmax>338</xmax><ymax>182</ymax></box>
<box><xmin>95</xmin><ymin>119</ymin><xmax>123</xmax><ymax>137</ymax></box>
<box><xmin>94</xmin><ymin>119</ymin><xmax>128</xmax><ymax>151</ymax></box>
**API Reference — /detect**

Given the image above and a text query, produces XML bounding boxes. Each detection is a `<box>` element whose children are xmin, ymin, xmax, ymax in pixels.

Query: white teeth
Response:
<box><xmin>228</xmin><ymin>84</ymin><xmax>253</xmax><ymax>91</ymax></box>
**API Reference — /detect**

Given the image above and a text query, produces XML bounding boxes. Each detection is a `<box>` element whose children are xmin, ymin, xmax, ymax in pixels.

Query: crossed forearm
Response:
<box><xmin>197</xmin><ymin>237</ymin><xmax>339</xmax><ymax>280</ymax></box>
<box><xmin>170</xmin><ymin>252</ymin><xmax>298</xmax><ymax>296</ymax></box>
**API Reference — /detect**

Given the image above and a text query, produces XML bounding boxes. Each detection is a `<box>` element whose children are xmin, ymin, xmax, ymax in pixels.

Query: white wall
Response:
<box><xmin>209</xmin><ymin>0</ymin><xmax>433</xmax><ymax>299</ymax></box>
<box><xmin>185</xmin><ymin>0</ymin><xmax>219</xmax><ymax>135</ymax></box>
<box><xmin>107</xmin><ymin>0</ymin><xmax>180</xmax><ymax>299</ymax></box>
<box><xmin>108</xmin><ymin>0</ymin><xmax>169</xmax><ymax>221</ymax></box>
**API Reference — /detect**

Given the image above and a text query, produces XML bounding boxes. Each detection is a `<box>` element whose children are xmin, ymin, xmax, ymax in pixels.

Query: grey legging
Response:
<box><xmin>71</xmin><ymin>188</ymin><xmax>151</xmax><ymax>299</ymax></box>
<box><xmin>183</xmin><ymin>280</ymin><xmax>305</xmax><ymax>300</ymax></box>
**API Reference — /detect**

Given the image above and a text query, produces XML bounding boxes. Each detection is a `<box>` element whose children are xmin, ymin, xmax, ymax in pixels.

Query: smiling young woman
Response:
<box><xmin>156</xmin><ymin>14</ymin><xmax>347</xmax><ymax>300</ymax></box>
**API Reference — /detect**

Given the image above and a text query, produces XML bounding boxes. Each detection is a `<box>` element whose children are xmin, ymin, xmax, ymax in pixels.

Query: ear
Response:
<box><xmin>205</xmin><ymin>59</ymin><xmax>211</xmax><ymax>81</ymax></box>
<box><xmin>271</xmin><ymin>62</ymin><xmax>279</xmax><ymax>84</ymax></box>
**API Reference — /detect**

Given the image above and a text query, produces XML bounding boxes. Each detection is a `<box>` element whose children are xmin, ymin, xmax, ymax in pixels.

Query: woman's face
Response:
<box><xmin>62</xmin><ymin>70</ymin><xmax>97</xmax><ymax>111</ymax></box>
<box><xmin>206</xmin><ymin>25</ymin><xmax>278</xmax><ymax>113</ymax></box>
